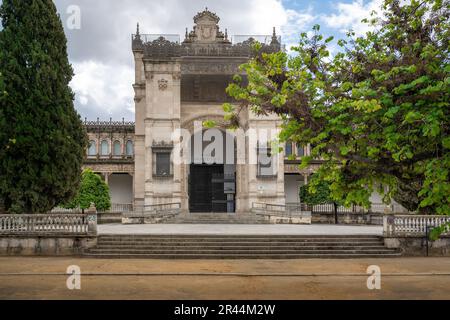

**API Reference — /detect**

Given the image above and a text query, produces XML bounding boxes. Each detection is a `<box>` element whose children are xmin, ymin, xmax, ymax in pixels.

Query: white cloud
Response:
<box><xmin>70</xmin><ymin>61</ymin><xmax>134</xmax><ymax>120</ymax></box>
<box><xmin>281</xmin><ymin>7</ymin><xmax>316</xmax><ymax>53</ymax></box>
<box><xmin>321</xmin><ymin>0</ymin><xmax>383</xmax><ymax>36</ymax></box>
<box><xmin>52</xmin><ymin>0</ymin><xmax>316</xmax><ymax>120</ymax></box>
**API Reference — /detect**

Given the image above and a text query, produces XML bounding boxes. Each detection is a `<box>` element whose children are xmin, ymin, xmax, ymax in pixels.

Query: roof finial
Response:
<box><xmin>225</xmin><ymin>28</ymin><xmax>228</xmax><ymax>40</ymax></box>
<box><xmin>185</xmin><ymin>27</ymin><xmax>188</xmax><ymax>39</ymax></box>
<box><xmin>136</xmin><ymin>22</ymin><xmax>140</xmax><ymax>36</ymax></box>
<box><xmin>271</xmin><ymin>27</ymin><xmax>280</xmax><ymax>46</ymax></box>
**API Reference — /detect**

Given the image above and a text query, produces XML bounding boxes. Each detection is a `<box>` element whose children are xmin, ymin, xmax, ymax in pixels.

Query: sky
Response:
<box><xmin>49</xmin><ymin>0</ymin><xmax>383</xmax><ymax>121</ymax></box>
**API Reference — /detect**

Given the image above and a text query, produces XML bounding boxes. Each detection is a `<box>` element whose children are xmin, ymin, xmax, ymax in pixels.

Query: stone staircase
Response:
<box><xmin>84</xmin><ymin>235</ymin><xmax>402</xmax><ymax>259</ymax></box>
<box><xmin>163</xmin><ymin>213</ymin><xmax>270</xmax><ymax>224</ymax></box>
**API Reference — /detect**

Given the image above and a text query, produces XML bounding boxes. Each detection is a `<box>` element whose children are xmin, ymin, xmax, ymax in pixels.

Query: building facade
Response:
<box><xmin>82</xmin><ymin>9</ymin><xmax>313</xmax><ymax>213</ymax></box>
<box><xmin>83</xmin><ymin>9</ymin><xmax>405</xmax><ymax>214</ymax></box>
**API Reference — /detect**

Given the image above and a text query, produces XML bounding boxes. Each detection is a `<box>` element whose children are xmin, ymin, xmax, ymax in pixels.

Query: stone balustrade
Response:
<box><xmin>0</xmin><ymin>213</ymin><xmax>97</xmax><ymax>236</ymax></box>
<box><xmin>384</xmin><ymin>215</ymin><xmax>450</xmax><ymax>237</ymax></box>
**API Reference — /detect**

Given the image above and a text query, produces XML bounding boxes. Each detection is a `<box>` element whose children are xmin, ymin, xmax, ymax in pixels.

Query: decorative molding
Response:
<box><xmin>152</xmin><ymin>140</ymin><xmax>174</xmax><ymax>152</ymax></box>
<box><xmin>158</xmin><ymin>79</ymin><xmax>169</xmax><ymax>91</ymax></box>
<box><xmin>172</xmin><ymin>72</ymin><xmax>182</xmax><ymax>80</ymax></box>
<box><xmin>181</xmin><ymin>62</ymin><xmax>241</xmax><ymax>75</ymax></box>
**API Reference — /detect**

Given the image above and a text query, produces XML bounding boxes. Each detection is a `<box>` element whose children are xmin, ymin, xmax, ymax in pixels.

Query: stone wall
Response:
<box><xmin>384</xmin><ymin>236</ymin><xmax>450</xmax><ymax>257</ymax></box>
<box><xmin>312</xmin><ymin>213</ymin><xmax>384</xmax><ymax>225</ymax></box>
<box><xmin>0</xmin><ymin>235</ymin><xmax>97</xmax><ymax>256</ymax></box>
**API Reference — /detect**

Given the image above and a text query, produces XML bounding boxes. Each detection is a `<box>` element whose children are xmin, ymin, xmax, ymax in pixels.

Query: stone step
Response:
<box><xmin>85</xmin><ymin>234</ymin><xmax>398</xmax><ymax>259</ymax></box>
<box><xmin>165</xmin><ymin>222</ymin><xmax>270</xmax><ymax>224</ymax></box>
<box><xmin>86</xmin><ymin>248</ymin><xmax>398</xmax><ymax>255</ymax></box>
<box><xmin>166</xmin><ymin>221</ymin><xmax>269</xmax><ymax>223</ymax></box>
<box><xmin>99</xmin><ymin>235</ymin><xmax>382</xmax><ymax>239</ymax></box>
<box><xmin>96</xmin><ymin>242</ymin><xmax>385</xmax><ymax>247</ymax></box>
<box><xmin>96</xmin><ymin>239</ymin><xmax>384</xmax><ymax>244</ymax></box>
<box><xmin>83</xmin><ymin>252</ymin><xmax>402</xmax><ymax>259</ymax></box>
<box><xmin>96</xmin><ymin>241</ymin><xmax>384</xmax><ymax>246</ymax></box>
<box><xmin>163</xmin><ymin>214</ymin><xmax>270</xmax><ymax>224</ymax></box>
<box><xmin>92</xmin><ymin>246</ymin><xmax>389</xmax><ymax>251</ymax></box>
<box><xmin>97</xmin><ymin>238</ymin><xmax>383</xmax><ymax>243</ymax></box>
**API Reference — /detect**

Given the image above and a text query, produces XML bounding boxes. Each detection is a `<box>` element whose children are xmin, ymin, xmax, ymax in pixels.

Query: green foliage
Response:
<box><xmin>430</xmin><ymin>222</ymin><xmax>450</xmax><ymax>241</ymax></box>
<box><xmin>0</xmin><ymin>0</ymin><xmax>88</xmax><ymax>213</ymax></box>
<box><xmin>63</xmin><ymin>169</ymin><xmax>111</xmax><ymax>212</ymax></box>
<box><xmin>0</xmin><ymin>71</ymin><xmax>5</xmax><ymax>98</ymax></box>
<box><xmin>225</xmin><ymin>0</ymin><xmax>450</xmax><ymax>216</ymax></box>
<box><xmin>300</xmin><ymin>179</ymin><xmax>333</xmax><ymax>206</ymax></box>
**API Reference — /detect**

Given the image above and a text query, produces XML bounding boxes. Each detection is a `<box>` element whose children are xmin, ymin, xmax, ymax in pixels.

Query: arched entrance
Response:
<box><xmin>187</xmin><ymin>129</ymin><xmax>236</xmax><ymax>213</ymax></box>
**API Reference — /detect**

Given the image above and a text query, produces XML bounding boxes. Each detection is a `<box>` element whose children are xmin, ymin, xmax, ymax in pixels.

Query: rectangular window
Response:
<box><xmin>156</xmin><ymin>153</ymin><xmax>171</xmax><ymax>176</ymax></box>
<box><xmin>257</xmin><ymin>145</ymin><xmax>276</xmax><ymax>178</ymax></box>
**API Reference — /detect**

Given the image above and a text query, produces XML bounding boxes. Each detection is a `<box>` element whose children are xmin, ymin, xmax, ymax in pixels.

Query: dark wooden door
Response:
<box><xmin>189</xmin><ymin>165</ymin><xmax>224</xmax><ymax>213</ymax></box>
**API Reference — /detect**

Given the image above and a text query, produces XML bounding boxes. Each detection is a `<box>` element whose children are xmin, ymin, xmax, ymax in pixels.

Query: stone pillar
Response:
<box><xmin>245</xmin><ymin>112</ymin><xmax>286</xmax><ymax>211</ymax></box>
<box><xmin>142</xmin><ymin>60</ymin><xmax>182</xmax><ymax>206</ymax></box>
<box><xmin>104</xmin><ymin>172</ymin><xmax>110</xmax><ymax>186</ymax></box>
<box><xmin>133</xmin><ymin>48</ymin><xmax>146</xmax><ymax>209</ymax></box>
<box><xmin>86</xmin><ymin>203</ymin><xmax>97</xmax><ymax>235</ymax></box>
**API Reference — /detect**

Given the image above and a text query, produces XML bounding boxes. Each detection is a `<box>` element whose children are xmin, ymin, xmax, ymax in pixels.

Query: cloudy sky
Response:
<box><xmin>50</xmin><ymin>0</ymin><xmax>383</xmax><ymax>121</ymax></box>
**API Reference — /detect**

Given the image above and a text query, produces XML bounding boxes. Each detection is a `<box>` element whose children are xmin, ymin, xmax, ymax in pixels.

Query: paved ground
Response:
<box><xmin>1</xmin><ymin>257</ymin><xmax>449</xmax><ymax>300</ymax></box>
<box><xmin>98</xmin><ymin>224</ymin><xmax>384</xmax><ymax>235</ymax></box>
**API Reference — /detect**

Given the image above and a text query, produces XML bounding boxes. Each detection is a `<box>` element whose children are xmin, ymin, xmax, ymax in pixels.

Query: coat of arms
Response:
<box><xmin>200</xmin><ymin>25</ymin><xmax>214</xmax><ymax>40</ymax></box>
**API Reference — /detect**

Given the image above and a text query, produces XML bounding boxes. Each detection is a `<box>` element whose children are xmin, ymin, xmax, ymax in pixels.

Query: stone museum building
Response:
<box><xmin>82</xmin><ymin>8</ymin><xmax>398</xmax><ymax>214</ymax></box>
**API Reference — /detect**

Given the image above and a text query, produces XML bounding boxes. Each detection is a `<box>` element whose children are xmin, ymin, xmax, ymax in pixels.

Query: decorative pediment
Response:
<box><xmin>184</xmin><ymin>7</ymin><xmax>230</xmax><ymax>44</ymax></box>
<box><xmin>193</xmin><ymin>7</ymin><xmax>220</xmax><ymax>24</ymax></box>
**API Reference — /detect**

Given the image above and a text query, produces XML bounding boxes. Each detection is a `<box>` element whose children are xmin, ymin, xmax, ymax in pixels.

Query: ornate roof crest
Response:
<box><xmin>193</xmin><ymin>7</ymin><xmax>220</xmax><ymax>24</ymax></box>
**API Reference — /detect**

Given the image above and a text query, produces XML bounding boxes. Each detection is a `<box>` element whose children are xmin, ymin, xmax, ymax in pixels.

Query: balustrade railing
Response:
<box><xmin>0</xmin><ymin>214</ymin><xmax>93</xmax><ymax>235</ymax></box>
<box><xmin>384</xmin><ymin>215</ymin><xmax>450</xmax><ymax>237</ymax></box>
<box><xmin>130</xmin><ymin>203</ymin><xmax>182</xmax><ymax>214</ymax></box>
<box><xmin>252</xmin><ymin>203</ymin><xmax>308</xmax><ymax>217</ymax></box>
<box><xmin>253</xmin><ymin>202</ymin><xmax>411</xmax><ymax>215</ymax></box>
<box><xmin>52</xmin><ymin>203</ymin><xmax>133</xmax><ymax>214</ymax></box>
<box><xmin>102</xmin><ymin>203</ymin><xmax>133</xmax><ymax>213</ymax></box>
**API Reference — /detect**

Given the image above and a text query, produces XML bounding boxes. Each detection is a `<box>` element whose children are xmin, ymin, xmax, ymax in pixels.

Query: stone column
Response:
<box><xmin>86</xmin><ymin>203</ymin><xmax>97</xmax><ymax>235</ymax></box>
<box><xmin>104</xmin><ymin>172</ymin><xmax>110</xmax><ymax>186</ymax></box>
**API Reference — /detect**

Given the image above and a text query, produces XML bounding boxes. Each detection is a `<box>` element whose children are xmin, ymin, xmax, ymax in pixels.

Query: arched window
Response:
<box><xmin>285</xmin><ymin>142</ymin><xmax>293</xmax><ymax>157</ymax></box>
<box><xmin>297</xmin><ymin>144</ymin><xmax>305</xmax><ymax>157</ymax></box>
<box><xmin>113</xmin><ymin>141</ymin><xmax>121</xmax><ymax>156</ymax></box>
<box><xmin>100</xmin><ymin>140</ymin><xmax>109</xmax><ymax>156</ymax></box>
<box><xmin>126</xmin><ymin>140</ymin><xmax>134</xmax><ymax>156</ymax></box>
<box><xmin>88</xmin><ymin>140</ymin><xmax>97</xmax><ymax>156</ymax></box>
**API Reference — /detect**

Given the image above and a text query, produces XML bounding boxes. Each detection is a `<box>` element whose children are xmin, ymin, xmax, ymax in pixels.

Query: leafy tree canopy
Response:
<box><xmin>300</xmin><ymin>178</ymin><xmax>336</xmax><ymax>206</ymax></box>
<box><xmin>0</xmin><ymin>0</ymin><xmax>87</xmax><ymax>213</ymax></box>
<box><xmin>225</xmin><ymin>0</ymin><xmax>450</xmax><ymax>215</ymax></box>
<box><xmin>63</xmin><ymin>169</ymin><xmax>111</xmax><ymax>212</ymax></box>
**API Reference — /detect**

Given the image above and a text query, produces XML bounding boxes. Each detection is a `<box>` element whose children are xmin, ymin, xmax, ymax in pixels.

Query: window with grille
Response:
<box><xmin>156</xmin><ymin>153</ymin><xmax>171</xmax><ymax>176</ymax></box>
<box><xmin>257</xmin><ymin>144</ymin><xmax>277</xmax><ymax>178</ymax></box>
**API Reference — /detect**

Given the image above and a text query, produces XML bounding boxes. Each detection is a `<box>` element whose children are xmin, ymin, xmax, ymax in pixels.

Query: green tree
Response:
<box><xmin>64</xmin><ymin>169</ymin><xmax>111</xmax><ymax>212</ymax></box>
<box><xmin>0</xmin><ymin>71</ymin><xmax>5</xmax><ymax>98</ymax></box>
<box><xmin>300</xmin><ymin>178</ymin><xmax>341</xmax><ymax>224</ymax></box>
<box><xmin>225</xmin><ymin>0</ymin><xmax>449</xmax><ymax>216</ymax></box>
<box><xmin>0</xmin><ymin>0</ymin><xmax>87</xmax><ymax>213</ymax></box>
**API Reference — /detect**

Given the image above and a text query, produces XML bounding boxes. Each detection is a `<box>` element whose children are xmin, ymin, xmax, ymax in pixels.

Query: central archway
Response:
<box><xmin>187</xmin><ymin>128</ymin><xmax>236</xmax><ymax>213</ymax></box>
